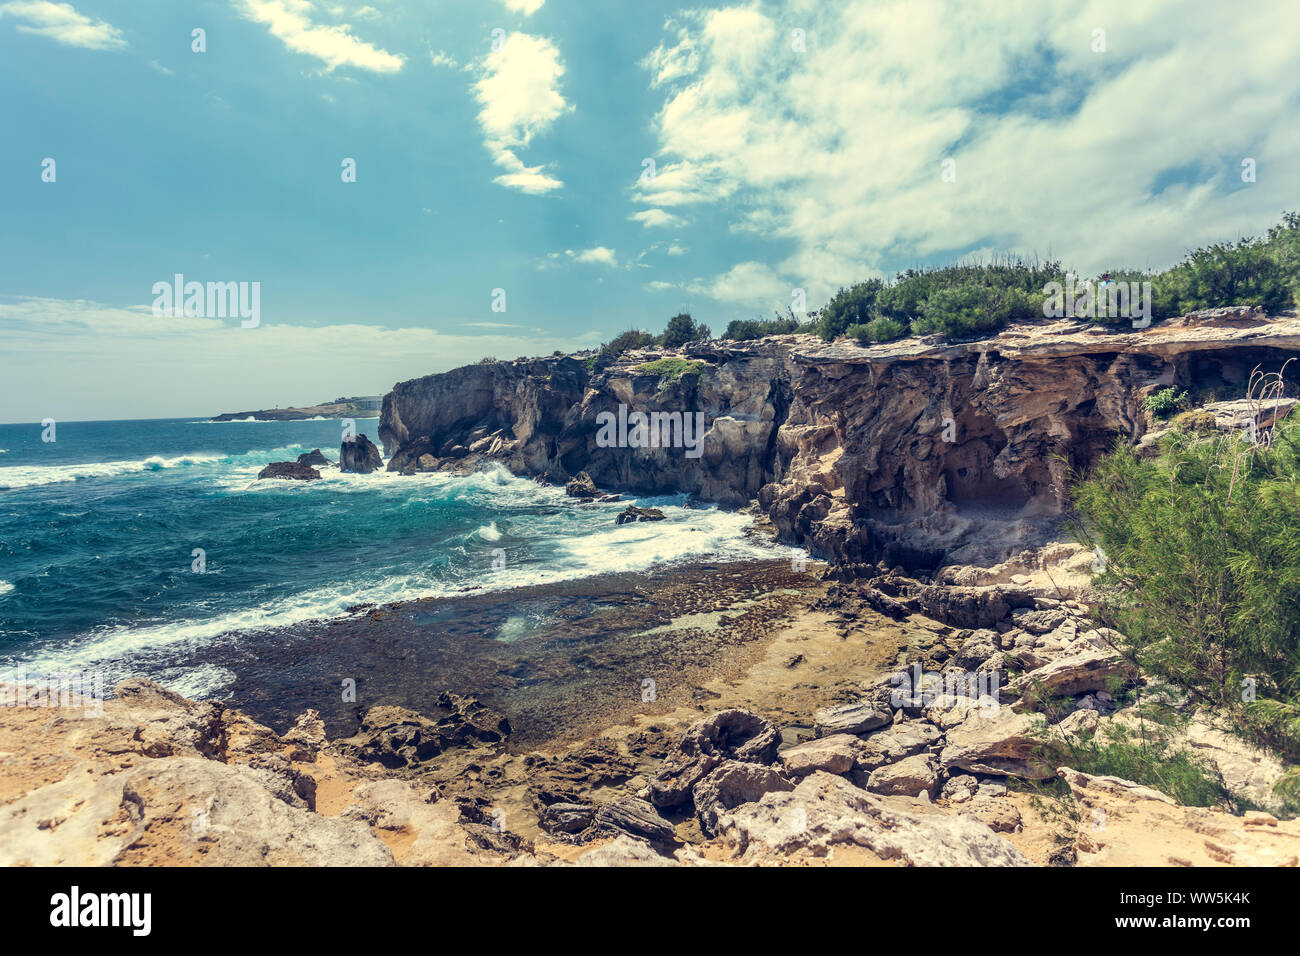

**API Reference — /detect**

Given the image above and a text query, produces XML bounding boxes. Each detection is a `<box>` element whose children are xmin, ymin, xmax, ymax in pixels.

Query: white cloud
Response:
<box><xmin>0</xmin><ymin>1</ymin><xmax>124</xmax><ymax>50</ymax></box>
<box><xmin>428</xmin><ymin>49</ymin><xmax>457</xmax><ymax>69</ymax></box>
<box><xmin>688</xmin><ymin>261</ymin><xmax>790</xmax><ymax>309</ymax></box>
<box><xmin>473</xmin><ymin>32</ymin><xmax>570</xmax><ymax>193</ymax></box>
<box><xmin>237</xmin><ymin>0</ymin><xmax>404</xmax><ymax>73</ymax></box>
<box><xmin>572</xmin><ymin>246</ymin><xmax>617</xmax><ymax>267</ymax></box>
<box><xmin>629</xmin><ymin>208</ymin><xmax>687</xmax><ymax>229</ymax></box>
<box><xmin>639</xmin><ymin>0</ymin><xmax>1300</xmax><ymax>297</ymax></box>
<box><xmin>0</xmin><ymin>297</ymin><xmax>575</xmax><ymax>422</ymax></box>
<box><xmin>353</xmin><ymin>4</ymin><xmax>380</xmax><ymax>19</ymax></box>
<box><xmin>500</xmin><ymin>0</ymin><xmax>545</xmax><ymax>15</ymax></box>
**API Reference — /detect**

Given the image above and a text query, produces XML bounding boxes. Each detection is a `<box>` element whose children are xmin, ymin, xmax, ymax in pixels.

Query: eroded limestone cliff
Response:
<box><xmin>379</xmin><ymin>308</ymin><xmax>1300</xmax><ymax>570</ymax></box>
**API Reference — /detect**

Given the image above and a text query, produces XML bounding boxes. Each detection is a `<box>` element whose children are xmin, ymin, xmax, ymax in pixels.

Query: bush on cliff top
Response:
<box><xmin>817</xmin><ymin>211</ymin><xmax>1300</xmax><ymax>343</ymax></box>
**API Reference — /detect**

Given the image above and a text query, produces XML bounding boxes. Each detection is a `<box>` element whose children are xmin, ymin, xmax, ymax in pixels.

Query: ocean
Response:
<box><xmin>0</xmin><ymin>416</ymin><xmax>793</xmax><ymax>702</ymax></box>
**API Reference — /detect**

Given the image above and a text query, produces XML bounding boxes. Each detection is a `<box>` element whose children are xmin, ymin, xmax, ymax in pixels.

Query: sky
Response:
<box><xmin>1</xmin><ymin>0</ymin><xmax>1297</xmax><ymax>421</ymax></box>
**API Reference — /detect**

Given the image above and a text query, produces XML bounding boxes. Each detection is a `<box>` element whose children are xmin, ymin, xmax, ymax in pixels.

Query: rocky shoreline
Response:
<box><xmin>3</xmin><ymin>543</ymin><xmax>1296</xmax><ymax>866</ymax></box>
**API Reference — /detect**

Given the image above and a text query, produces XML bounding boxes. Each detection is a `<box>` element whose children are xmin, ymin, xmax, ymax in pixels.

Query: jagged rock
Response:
<box><xmin>539</xmin><ymin>802</ymin><xmax>595</xmax><ymax>835</ymax></box>
<box><xmin>296</xmin><ymin>449</ymin><xmax>331</xmax><ymax>467</ymax></box>
<box><xmin>813</xmin><ymin>700</ymin><xmax>893</xmax><ymax>737</ymax></box>
<box><xmin>939</xmin><ymin>708</ymin><xmax>1062</xmax><ymax>779</ymax></box>
<box><xmin>715</xmin><ymin>771</ymin><xmax>1031</xmax><ymax>866</ymax></box>
<box><xmin>615</xmin><ymin>505</ymin><xmax>666</xmax><ymax>524</ymax></box>
<box><xmin>584</xmin><ymin>797</ymin><xmax>676</xmax><ymax>844</ymax></box>
<box><xmin>341</xmin><ymin>694</ymin><xmax>510</xmax><ymax>768</ymax></box>
<box><xmin>648</xmin><ymin>709</ymin><xmax>781</xmax><ymax>809</ymax></box>
<box><xmin>565</xmin><ymin>471</ymin><xmax>598</xmax><ymax>497</ymax></box>
<box><xmin>256</xmin><ymin>461</ymin><xmax>321</xmax><ymax>481</ymax></box>
<box><xmin>340</xmin><ymin>433</ymin><xmax>383</xmax><ymax>474</ymax></box>
<box><xmin>282</xmin><ymin>709</ymin><xmax>326</xmax><ymax>761</ymax></box>
<box><xmin>781</xmin><ymin>734</ymin><xmax>861</xmax><ymax>776</ymax></box>
<box><xmin>693</xmin><ymin>761</ymin><xmax>795</xmax><ymax>837</ymax></box>
<box><xmin>865</xmin><ymin>754</ymin><xmax>940</xmax><ymax>798</ymax></box>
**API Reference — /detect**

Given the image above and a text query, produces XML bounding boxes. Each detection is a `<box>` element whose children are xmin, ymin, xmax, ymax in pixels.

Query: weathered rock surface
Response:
<box><xmin>648</xmin><ymin>709</ymin><xmax>781</xmax><ymax>809</ymax></box>
<box><xmin>813</xmin><ymin>700</ymin><xmax>893</xmax><ymax>737</ymax></box>
<box><xmin>1006</xmin><ymin>648</ymin><xmax>1138</xmax><ymax>705</ymax></box>
<box><xmin>715</xmin><ymin>771</ymin><xmax>1031</xmax><ymax>866</ymax></box>
<box><xmin>940</xmin><ymin>709</ymin><xmax>1061</xmax><ymax>779</ymax></box>
<box><xmin>339</xmin><ymin>694</ymin><xmax>510</xmax><ymax>769</ymax></box>
<box><xmin>378</xmin><ymin>314</ymin><xmax>1300</xmax><ymax>568</ymax></box>
<box><xmin>693</xmin><ymin>760</ymin><xmax>794</xmax><ymax>837</ymax></box>
<box><xmin>865</xmin><ymin>754</ymin><xmax>940</xmax><ymax>798</ymax></box>
<box><xmin>781</xmin><ymin>734</ymin><xmax>861</xmax><ymax>776</ymax></box>
<box><xmin>1060</xmin><ymin>767</ymin><xmax>1300</xmax><ymax>866</ymax></box>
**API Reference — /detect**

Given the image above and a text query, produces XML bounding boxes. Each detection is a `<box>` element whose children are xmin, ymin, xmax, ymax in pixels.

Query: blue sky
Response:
<box><xmin>1</xmin><ymin>0</ymin><xmax>1297</xmax><ymax>421</ymax></box>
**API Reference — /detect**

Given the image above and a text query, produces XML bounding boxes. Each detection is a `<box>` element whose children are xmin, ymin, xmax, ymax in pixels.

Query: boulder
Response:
<box><xmin>296</xmin><ymin>448</ymin><xmax>331</xmax><ymax>467</ymax></box>
<box><xmin>256</xmin><ymin>461</ymin><xmax>321</xmax><ymax>481</ymax></box>
<box><xmin>648</xmin><ymin>709</ymin><xmax>782</xmax><ymax>809</ymax></box>
<box><xmin>340</xmin><ymin>433</ymin><xmax>383</xmax><ymax>474</ymax></box>
<box><xmin>1006</xmin><ymin>648</ymin><xmax>1137</xmax><ymax>704</ymax></box>
<box><xmin>615</xmin><ymin>506</ymin><xmax>667</xmax><ymax>524</ymax></box>
<box><xmin>780</xmin><ymin>734</ymin><xmax>861</xmax><ymax>777</ymax></box>
<box><xmin>813</xmin><ymin>700</ymin><xmax>893</xmax><ymax>737</ymax></box>
<box><xmin>939</xmin><ymin>708</ymin><xmax>1061</xmax><ymax>780</ymax></box>
<box><xmin>693</xmin><ymin>761</ymin><xmax>794</xmax><ymax>837</ymax></box>
<box><xmin>865</xmin><ymin>754</ymin><xmax>940</xmax><ymax>798</ymax></box>
<box><xmin>565</xmin><ymin>471</ymin><xmax>598</xmax><ymax>497</ymax></box>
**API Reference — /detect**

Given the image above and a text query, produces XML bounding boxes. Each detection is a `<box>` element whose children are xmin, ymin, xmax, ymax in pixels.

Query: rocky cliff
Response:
<box><xmin>380</xmin><ymin>308</ymin><xmax>1300</xmax><ymax>570</ymax></box>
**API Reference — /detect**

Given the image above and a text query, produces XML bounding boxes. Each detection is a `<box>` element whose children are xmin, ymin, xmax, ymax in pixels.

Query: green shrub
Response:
<box><xmin>659</xmin><ymin>313</ymin><xmax>709</xmax><ymax>348</ymax></box>
<box><xmin>601</xmin><ymin>329</ymin><xmax>655</xmax><ymax>358</ymax></box>
<box><xmin>1143</xmin><ymin>387</ymin><xmax>1188</xmax><ymax>419</ymax></box>
<box><xmin>819</xmin><ymin>279</ymin><xmax>884</xmax><ymax>341</ymax></box>
<box><xmin>724</xmin><ymin>314</ymin><xmax>804</xmax><ymax>341</ymax></box>
<box><xmin>1071</xmin><ymin>368</ymin><xmax>1300</xmax><ymax>771</ymax></box>
<box><xmin>847</xmin><ymin>317</ymin><xmax>907</xmax><ymax>344</ymax></box>
<box><xmin>635</xmin><ymin>358</ymin><xmax>704</xmax><ymax>385</ymax></box>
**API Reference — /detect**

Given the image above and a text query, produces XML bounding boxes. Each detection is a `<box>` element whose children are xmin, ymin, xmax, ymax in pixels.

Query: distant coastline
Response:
<box><xmin>210</xmin><ymin>395</ymin><xmax>382</xmax><ymax>422</ymax></box>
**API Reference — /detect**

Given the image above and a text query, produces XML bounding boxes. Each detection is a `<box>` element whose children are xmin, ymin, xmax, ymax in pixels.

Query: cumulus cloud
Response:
<box><xmin>237</xmin><ymin>0</ymin><xmax>404</xmax><ymax>73</ymax></box>
<box><xmin>473</xmin><ymin>32</ymin><xmax>571</xmax><ymax>193</ymax></box>
<box><xmin>639</xmin><ymin>0</ymin><xmax>1300</xmax><ymax>302</ymax></box>
<box><xmin>0</xmin><ymin>297</ymin><xmax>578</xmax><ymax>421</ymax></box>
<box><xmin>0</xmin><ymin>1</ymin><xmax>125</xmax><ymax>50</ymax></box>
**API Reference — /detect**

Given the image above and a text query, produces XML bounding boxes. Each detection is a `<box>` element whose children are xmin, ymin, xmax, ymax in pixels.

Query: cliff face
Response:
<box><xmin>380</xmin><ymin>308</ymin><xmax>1300</xmax><ymax>570</ymax></box>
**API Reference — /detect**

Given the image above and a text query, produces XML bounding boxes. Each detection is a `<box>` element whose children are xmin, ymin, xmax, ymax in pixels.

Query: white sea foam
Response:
<box><xmin>0</xmin><ymin>453</ymin><xmax>225</xmax><ymax>490</ymax></box>
<box><xmin>0</xmin><ymin>580</ymin><xmax>13</xmax><ymax>598</ymax></box>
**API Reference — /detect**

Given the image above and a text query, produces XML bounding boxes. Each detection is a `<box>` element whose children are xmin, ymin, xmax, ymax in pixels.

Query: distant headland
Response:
<box><xmin>210</xmin><ymin>395</ymin><xmax>383</xmax><ymax>422</ymax></box>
